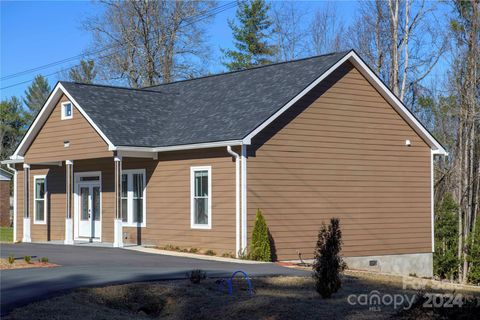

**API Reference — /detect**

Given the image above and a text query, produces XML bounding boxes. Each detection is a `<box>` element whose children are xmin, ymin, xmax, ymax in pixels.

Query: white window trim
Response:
<box><xmin>121</xmin><ymin>169</ymin><xmax>147</xmax><ymax>227</ymax></box>
<box><xmin>61</xmin><ymin>101</ymin><xmax>73</xmax><ymax>120</ymax></box>
<box><xmin>190</xmin><ymin>166</ymin><xmax>212</xmax><ymax>230</ymax></box>
<box><xmin>33</xmin><ymin>175</ymin><xmax>47</xmax><ymax>225</ymax></box>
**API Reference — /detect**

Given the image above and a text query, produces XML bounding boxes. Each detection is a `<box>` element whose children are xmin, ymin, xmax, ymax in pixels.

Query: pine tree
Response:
<box><xmin>250</xmin><ymin>209</ymin><xmax>271</xmax><ymax>261</ymax></box>
<box><xmin>467</xmin><ymin>218</ymin><xmax>480</xmax><ymax>284</ymax></box>
<box><xmin>69</xmin><ymin>59</ymin><xmax>97</xmax><ymax>84</ymax></box>
<box><xmin>223</xmin><ymin>0</ymin><xmax>276</xmax><ymax>71</ymax></box>
<box><xmin>313</xmin><ymin>218</ymin><xmax>344</xmax><ymax>298</ymax></box>
<box><xmin>0</xmin><ymin>97</ymin><xmax>28</xmax><ymax>162</ymax></box>
<box><xmin>434</xmin><ymin>194</ymin><xmax>460</xmax><ymax>280</ymax></box>
<box><xmin>24</xmin><ymin>75</ymin><xmax>51</xmax><ymax>115</ymax></box>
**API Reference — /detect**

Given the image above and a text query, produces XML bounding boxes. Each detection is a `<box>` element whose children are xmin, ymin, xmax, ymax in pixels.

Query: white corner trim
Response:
<box><xmin>33</xmin><ymin>175</ymin><xmax>47</xmax><ymax>225</ymax></box>
<box><xmin>431</xmin><ymin>150</ymin><xmax>435</xmax><ymax>252</ymax></box>
<box><xmin>242</xmin><ymin>51</ymin><xmax>447</xmax><ymax>156</ymax></box>
<box><xmin>12</xmin><ymin>83</ymin><xmax>115</xmax><ymax>158</ymax></box>
<box><xmin>190</xmin><ymin>166</ymin><xmax>212</xmax><ymax>230</ymax></box>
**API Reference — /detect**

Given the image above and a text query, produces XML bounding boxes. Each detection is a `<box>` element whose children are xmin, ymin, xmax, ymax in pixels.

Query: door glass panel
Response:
<box><xmin>121</xmin><ymin>174</ymin><xmax>128</xmax><ymax>222</ymax></box>
<box><xmin>80</xmin><ymin>187</ymin><xmax>89</xmax><ymax>221</ymax></box>
<box><xmin>92</xmin><ymin>186</ymin><xmax>100</xmax><ymax>221</ymax></box>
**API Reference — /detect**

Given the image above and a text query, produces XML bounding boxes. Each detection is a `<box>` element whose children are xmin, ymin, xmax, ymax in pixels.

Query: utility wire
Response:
<box><xmin>1</xmin><ymin>1</ymin><xmax>237</xmax><ymax>89</ymax></box>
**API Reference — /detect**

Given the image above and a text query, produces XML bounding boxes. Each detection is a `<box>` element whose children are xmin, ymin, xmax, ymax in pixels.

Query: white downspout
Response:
<box><xmin>227</xmin><ymin>146</ymin><xmax>241</xmax><ymax>257</ymax></box>
<box><xmin>7</xmin><ymin>164</ymin><xmax>17</xmax><ymax>243</ymax></box>
<box><xmin>241</xmin><ymin>144</ymin><xmax>248</xmax><ymax>252</ymax></box>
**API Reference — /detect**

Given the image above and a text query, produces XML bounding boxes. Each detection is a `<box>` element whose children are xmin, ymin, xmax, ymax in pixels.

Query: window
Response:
<box><xmin>61</xmin><ymin>102</ymin><xmax>73</xmax><ymax>120</ymax></box>
<box><xmin>121</xmin><ymin>169</ymin><xmax>146</xmax><ymax>226</ymax></box>
<box><xmin>190</xmin><ymin>166</ymin><xmax>211</xmax><ymax>229</ymax></box>
<box><xmin>34</xmin><ymin>175</ymin><xmax>47</xmax><ymax>224</ymax></box>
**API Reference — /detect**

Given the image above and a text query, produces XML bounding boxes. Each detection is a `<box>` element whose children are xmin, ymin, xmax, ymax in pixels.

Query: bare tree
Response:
<box><xmin>84</xmin><ymin>0</ymin><xmax>216</xmax><ymax>88</ymax></box>
<box><xmin>271</xmin><ymin>1</ymin><xmax>307</xmax><ymax>62</ymax></box>
<box><xmin>308</xmin><ymin>3</ymin><xmax>347</xmax><ymax>56</ymax></box>
<box><xmin>348</xmin><ymin>0</ymin><xmax>447</xmax><ymax>104</ymax></box>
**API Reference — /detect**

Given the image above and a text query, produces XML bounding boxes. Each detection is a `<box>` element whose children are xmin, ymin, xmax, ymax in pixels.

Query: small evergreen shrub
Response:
<box><xmin>250</xmin><ymin>209</ymin><xmax>271</xmax><ymax>261</ymax></box>
<box><xmin>187</xmin><ymin>269</ymin><xmax>206</xmax><ymax>284</ymax></box>
<box><xmin>313</xmin><ymin>218</ymin><xmax>344</xmax><ymax>298</ymax></box>
<box><xmin>24</xmin><ymin>256</ymin><xmax>31</xmax><ymax>264</ymax></box>
<box><xmin>40</xmin><ymin>257</ymin><xmax>49</xmax><ymax>263</ymax></box>
<box><xmin>188</xmin><ymin>247</ymin><xmax>199</xmax><ymax>253</ymax></box>
<box><xmin>7</xmin><ymin>256</ymin><xmax>15</xmax><ymax>264</ymax></box>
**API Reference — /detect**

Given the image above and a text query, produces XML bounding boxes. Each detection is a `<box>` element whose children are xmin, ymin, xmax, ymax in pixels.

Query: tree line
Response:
<box><xmin>1</xmin><ymin>0</ymin><xmax>478</xmax><ymax>284</ymax></box>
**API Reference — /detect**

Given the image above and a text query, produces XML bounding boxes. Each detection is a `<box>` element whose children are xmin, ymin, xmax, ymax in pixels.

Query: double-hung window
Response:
<box><xmin>190</xmin><ymin>166</ymin><xmax>211</xmax><ymax>229</ymax></box>
<box><xmin>121</xmin><ymin>169</ymin><xmax>146</xmax><ymax>227</ymax></box>
<box><xmin>34</xmin><ymin>175</ymin><xmax>47</xmax><ymax>224</ymax></box>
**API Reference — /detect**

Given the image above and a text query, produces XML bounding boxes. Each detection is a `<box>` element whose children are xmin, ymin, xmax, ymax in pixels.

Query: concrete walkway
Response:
<box><xmin>0</xmin><ymin>243</ymin><xmax>309</xmax><ymax>315</ymax></box>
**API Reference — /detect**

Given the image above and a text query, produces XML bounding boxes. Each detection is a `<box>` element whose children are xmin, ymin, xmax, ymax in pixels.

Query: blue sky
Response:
<box><xmin>5</xmin><ymin>0</ymin><xmax>449</xmax><ymax>102</ymax></box>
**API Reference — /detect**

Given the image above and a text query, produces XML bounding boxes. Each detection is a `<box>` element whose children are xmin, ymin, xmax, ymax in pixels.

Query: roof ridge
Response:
<box><xmin>143</xmin><ymin>50</ymin><xmax>352</xmax><ymax>89</ymax></box>
<box><xmin>60</xmin><ymin>81</ymin><xmax>164</xmax><ymax>94</ymax></box>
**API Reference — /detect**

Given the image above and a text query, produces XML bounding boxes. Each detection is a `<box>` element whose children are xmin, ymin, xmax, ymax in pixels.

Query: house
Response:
<box><xmin>2</xmin><ymin>50</ymin><xmax>447</xmax><ymax>276</ymax></box>
<box><xmin>0</xmin><ymin>168</ymin><xmax>13</xmax><ymax>227</ymax></box>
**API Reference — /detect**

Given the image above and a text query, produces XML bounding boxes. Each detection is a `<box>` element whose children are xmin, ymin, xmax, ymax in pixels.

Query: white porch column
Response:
<box><xmin>113</xmin><ymin>156</ymin><xmax>123</xmax><ymax>247</ymax></box>
<box><xmin>22</xmin><ymin>163</ymin><xmax>31</xmax><ymax>242</ymax></box>
<box><xmin>64</xmin><ymin>160</ymin><xmax>74</xmax><ymax>244</ymax></box>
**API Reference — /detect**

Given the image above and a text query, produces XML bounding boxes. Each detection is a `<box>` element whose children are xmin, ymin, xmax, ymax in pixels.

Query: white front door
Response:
<box><xmin>78</xmin><ymin>182</ymin><xmax>101</xmax><ymax>239</ymax></box>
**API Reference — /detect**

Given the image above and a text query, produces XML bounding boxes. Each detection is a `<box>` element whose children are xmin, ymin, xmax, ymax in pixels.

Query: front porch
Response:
<box><xmin>15</xmin><ymin>156</ymin><xmax>153</xmax><ymax>247</ymax></box>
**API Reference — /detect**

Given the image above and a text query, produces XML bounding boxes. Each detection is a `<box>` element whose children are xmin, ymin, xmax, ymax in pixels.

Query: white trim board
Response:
<box><xmin>242</xmin><ymin>51</ymin><xmax>447</xmax><ymax>155</ymax></box>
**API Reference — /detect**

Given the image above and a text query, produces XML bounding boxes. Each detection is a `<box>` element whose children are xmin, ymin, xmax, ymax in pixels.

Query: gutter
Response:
<box><xmin>227</xmin><ymin>146</ymin><xmax>241</xmax><ymax>257</ymax></box>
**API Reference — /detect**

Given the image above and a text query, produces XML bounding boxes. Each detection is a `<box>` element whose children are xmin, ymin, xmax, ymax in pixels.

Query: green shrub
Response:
<box><xmin>39</xmin><ymin>257</ymin><xmax>49</xmax><ymax>263</ymax></box>
<box><xmin>24</xmin><ymin>256</ymin><xmax>31</xmax><ymax>264</ymax></box>
<box><xmin>467</xmin><ymin>218</ymin><xmax>480</xmax><ymax>284</ymax></box>
<box><xmin>187</xmin><ymin>269</ymin><xmax>206</xmax><ymax>284</ymax></box>
<box><xmin>188</xmin><ymin>247</ymin><xmax>199</xmax><ymax>253</ymax></box>
<box><xmin>313</xmin><ymin>218</ymin><xmax>344</xmax><ymax>298</ymax></box>
<box><xmin>433</xmin><ymin>194</ymin><xmax>459</xmax><ymax>280</ymax></box>
<box><xmin>204</xmin><ymin>249</ymin><xmax>216</xmax><ymax>256</ymax></box>
<box><xmin>250</xmin><ymin>209</ymin><xmax>271</xmax><ymax>262</ymax></box>
<box><xmin>7</xmin><ymin>256</ymin><xmax>15</xmax><ymax>264</ymax></box>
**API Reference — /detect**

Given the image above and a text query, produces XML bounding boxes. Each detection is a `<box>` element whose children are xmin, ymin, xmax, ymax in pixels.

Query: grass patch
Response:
<box><xmin>5</xmin><ymin>274</ymin><xmax>479</xmax><ymax>319</ymax></box>
<box><xmin>0</xmin><ymin>227</ymin><xmax>13</xmax><ymax>242</ymax></box>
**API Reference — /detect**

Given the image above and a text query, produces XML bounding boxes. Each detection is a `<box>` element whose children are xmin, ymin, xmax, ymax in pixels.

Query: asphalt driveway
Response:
<box><xmin>0</xmin><ymin>243</ymin><xmax>309</xmax><ymax>315</ymax></box>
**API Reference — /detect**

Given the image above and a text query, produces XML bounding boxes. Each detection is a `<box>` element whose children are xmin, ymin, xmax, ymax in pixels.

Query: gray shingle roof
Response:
<box><xmin>60</xmin><ymin>51</ymin><xmax>349</xmax><ymax>147</ymax></box>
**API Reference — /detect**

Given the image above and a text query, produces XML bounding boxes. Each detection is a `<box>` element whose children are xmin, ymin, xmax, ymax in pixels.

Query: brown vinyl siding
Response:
<box><xmin>247</xmin><ymin>62</ymin><xmax>432</xmax><ymax>260</ymax></box>
<box><xmin>16</xmin><ymin>149</ymin><xmax>236</xmax><ymax>254</ymax></box>
<box><xmin>24</xmin><ymin>94</ymin><xmax>112</xmax><ymax>163</ymax></box>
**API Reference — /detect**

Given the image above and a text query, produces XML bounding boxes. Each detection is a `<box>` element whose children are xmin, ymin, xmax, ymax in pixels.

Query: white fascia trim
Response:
<box><xmin>13</xmin><ymin>83</ymin><xmax>115</xmax><ymax>158</ymax></box>
<box><xmin>113</xmin><ymin>140</ymin><xmax>244</xmax><ymax>153</ymax></box>
<box><xmin>242</xmin><ymin>51</ymin><xmax>447</xmax><ymax>155</ymax></box>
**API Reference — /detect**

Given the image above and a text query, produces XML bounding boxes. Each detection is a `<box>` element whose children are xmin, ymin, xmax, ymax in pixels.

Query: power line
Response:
<box><xmin>1</xmin><ymin>1</ymin><xmax>237</xmax><ymax>88</ymax></box>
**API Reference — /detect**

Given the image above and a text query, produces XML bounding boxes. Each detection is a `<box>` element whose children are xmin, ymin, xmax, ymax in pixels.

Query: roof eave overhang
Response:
<box><xmin>242</xmin><ymin>50</ymin><xmax>448</xmax><ymax>156</ymax></box>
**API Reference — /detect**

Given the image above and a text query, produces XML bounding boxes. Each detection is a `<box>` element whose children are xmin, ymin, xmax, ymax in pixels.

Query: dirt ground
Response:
<box><xmin>0</xmin><ymin>258</ymin><xmax>58</xmax><ymax>270</ymax></box>
<box><xmin>4</xmin><ymin>273</ymin><xmax>479</xmax><ymax>320</ymax></box>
